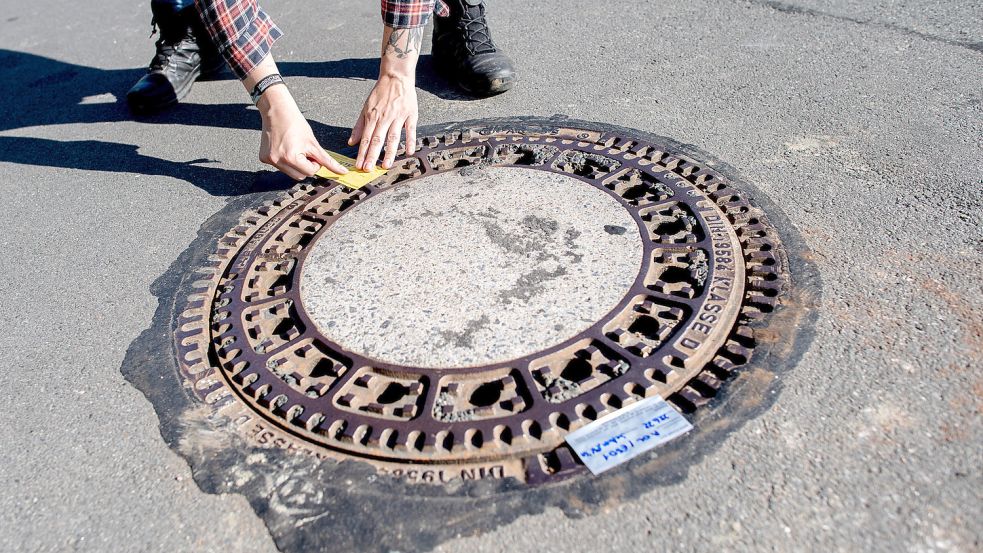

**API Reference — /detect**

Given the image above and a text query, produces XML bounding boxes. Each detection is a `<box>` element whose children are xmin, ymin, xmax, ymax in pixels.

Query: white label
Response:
<box><xmin>564</xmin><ymin>395</ymin><xmax>693</xmax><ymax>475</ymax></box>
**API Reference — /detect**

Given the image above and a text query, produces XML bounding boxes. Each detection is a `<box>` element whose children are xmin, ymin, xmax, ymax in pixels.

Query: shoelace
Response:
<box><xmin>456</xmin><ymin>7</ymin><xmax>496</xmax><ymax>55</ymax></box>
<box><xmin>147</xmin><ymin>14</ymin><xmax>198</xmax><ymax>71</ymax></box>
<box><xmin>150</xmin><ymin>39</ymin><xmax>177</xmax><ymax>71</ymax></box>
<box><xmin>149</xmin><ymin>35</ymin><xmax>198</xmax><ymax>71</ymax></box>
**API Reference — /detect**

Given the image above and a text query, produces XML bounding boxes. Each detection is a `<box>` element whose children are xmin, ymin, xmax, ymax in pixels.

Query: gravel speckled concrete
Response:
<box><xmin>0</xmin><ymin>0</ymin><xmax>979</xmax><ymax>551</ymax></box>
<box><xmin>301</xmin><ymin>166</ymin><xmax>642</xmax><ymax>367</ymax></box>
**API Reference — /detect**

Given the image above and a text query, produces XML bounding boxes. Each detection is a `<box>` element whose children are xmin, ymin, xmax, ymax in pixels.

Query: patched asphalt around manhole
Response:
<box><xmin>122</xmin><ymin>116</ymin><xmax>820</xmax><ymax>553</ymax></box>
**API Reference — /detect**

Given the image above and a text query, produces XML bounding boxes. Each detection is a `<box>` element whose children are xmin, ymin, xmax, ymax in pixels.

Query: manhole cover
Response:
<box><xmin>176</xmin><ymin>119</ymin><xmax>789</xmax><ymax>486</ymax></box>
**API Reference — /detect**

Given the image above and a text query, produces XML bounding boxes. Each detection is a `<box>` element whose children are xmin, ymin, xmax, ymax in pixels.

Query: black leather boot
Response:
<box><xmin>432</xmin><ymin>0</ymin><xmax>516</xmax><ymax>97</ymax></box>
<box><xmin>127</xmin><ymin>2</ymin><xmax>225</xmax><ymax>113</ymax></box>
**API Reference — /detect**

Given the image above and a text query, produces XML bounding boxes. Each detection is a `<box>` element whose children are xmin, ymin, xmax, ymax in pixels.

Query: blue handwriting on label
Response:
<box><xmin>564</xmin><ymin>396</ymin><xmax>693</xmax><ymax>475</ymax></box>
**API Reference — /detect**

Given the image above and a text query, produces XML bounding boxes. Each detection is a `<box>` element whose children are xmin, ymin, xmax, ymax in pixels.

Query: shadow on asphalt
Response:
<box><xmin>0</xmin><ymin>135</ymin><xmax>294</xmax><ymax>196</ymax></box>
<box><xmin>284</xmin><ymin>55</ymin><xmax>479</xmax><ymax>102</ymax></box>
<box><xmin>0</xmin><ymin>49</ymin><xmax>471</xmax><ymax>196</ymax></box>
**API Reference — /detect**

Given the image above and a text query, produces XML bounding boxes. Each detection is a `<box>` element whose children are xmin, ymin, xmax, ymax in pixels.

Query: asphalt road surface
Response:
<box><xmin>1</xmin><ymin>0</ymin><xmax>980</xmax><ymax>551</ymax></box>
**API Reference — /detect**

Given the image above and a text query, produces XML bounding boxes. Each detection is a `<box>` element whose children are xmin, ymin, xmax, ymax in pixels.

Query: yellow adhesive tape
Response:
<box><xmin>314</xmin><ymin>152</ymin><xmax>388</xmax><ymax>189</ymax></box>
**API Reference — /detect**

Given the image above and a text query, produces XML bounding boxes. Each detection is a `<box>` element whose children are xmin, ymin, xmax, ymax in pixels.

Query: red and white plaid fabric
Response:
<box><xmin>382</xmin><ymin>0</ymin><xmax>448</xmax><ymax>29</ymax></box>
<box><xmin>195</xmin><ymin>0</ymin><xmax>448</xmax><ymax>79</ymax></box>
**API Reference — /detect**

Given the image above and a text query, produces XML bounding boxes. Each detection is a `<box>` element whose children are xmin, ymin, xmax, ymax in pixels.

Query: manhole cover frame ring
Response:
<box><xmin>174</xmin><ymin>117</ymin><xmax>794</xmax><ymax>484</ymax></box>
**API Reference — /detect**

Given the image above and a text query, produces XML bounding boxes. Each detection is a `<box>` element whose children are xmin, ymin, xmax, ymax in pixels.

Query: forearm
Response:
<box><xmin>193</xmin><ymin>1</ymin><xmax>345</xmax><ymax>180</ymax></box>
<box><xmin>348</xmin><ymin>24</ymin><xmax>423</xmax><ymax>169</ymax></box>
<box><xmin>241</xmin><ymin>54</ymin><xmax>298</xmax><ymax>120</ymax></box>
<box><xmin>239</xmin><ymin>53</ymin><xmax>345</xmax><ymax>179</ymax></box>
<box><xmin>380</xmin><ymin>25</ymin><xmax>422</xmax><ymax>79</ymax></box>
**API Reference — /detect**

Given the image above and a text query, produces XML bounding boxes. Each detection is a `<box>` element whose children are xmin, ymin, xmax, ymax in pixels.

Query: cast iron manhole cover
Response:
<box><xmin>175</xmin><ymin>119</ymin><xmax>789</xmax><ymax>486</ymax></box>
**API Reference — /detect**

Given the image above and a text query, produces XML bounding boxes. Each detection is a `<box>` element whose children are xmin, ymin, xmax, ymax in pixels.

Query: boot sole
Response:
<box><xmin>453</xmin><ymin>73</ymin><xmax>516</xmax><ymax>98</ymax></box>
<box><xmin>465</xmin><ymin>75</ymin><xmax>515</xmax><ymax>97</ymax></box>
<box><xmin>432</xmin><ymin>58</ymin><xmax>516</xmax><ymax>98</ymax></box>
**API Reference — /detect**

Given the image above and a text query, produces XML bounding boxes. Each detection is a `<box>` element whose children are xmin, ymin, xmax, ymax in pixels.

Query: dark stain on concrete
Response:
<box><xmin>480</xmin><ymin>219</ymin><xmax>554</xmax><ymax>261</ymax></box>
<box><xmin>521</xmin><ymin>214</ymin><xmax>559</xmax><ymax>236</ymax></box>
<box><xmin>564</xmin><ymin>228</ymin><xmax>582</xmax><ymax>244</ymax></box>
<box><xmin>563</xmin><ymin>228</ymin><xmax>584</xmax><ymax>263</ymax></box>
<box><xmin>498</xmin><ymin>266</ymin><xmax>569</xmax><ymax>303</ymax></box>
<box><xmin>437</xmin><ymin>315</ymin><xmax>491</xmax><ymax>349</ymax></box>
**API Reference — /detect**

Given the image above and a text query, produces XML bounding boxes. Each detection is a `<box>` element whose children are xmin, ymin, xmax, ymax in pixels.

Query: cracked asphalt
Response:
<box><xmin>0</xmin><ymin>0</ymin><xmax>980</xmax><ymax>552</ymax></box>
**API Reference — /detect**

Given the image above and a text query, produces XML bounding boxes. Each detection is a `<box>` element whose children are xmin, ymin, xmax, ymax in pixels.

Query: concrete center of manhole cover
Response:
<box><xmin>299</xmin><ymin>166</ymin><xmax>643</xmax><ymax>368</ymax></box>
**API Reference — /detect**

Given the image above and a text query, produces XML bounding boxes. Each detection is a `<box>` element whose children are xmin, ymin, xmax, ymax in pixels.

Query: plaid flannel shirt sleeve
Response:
<box><xmin>194</xmin><ymin>0</ymin><xmax>449</xmax><ymax>80</ymax></box>
<box><xmin>382</xmin><ymin>0</ymin><xmax>449</xmax><ymax>29</ymax></box>
<box><xmin>194</xmin><ymin>0</ymin><xmax>282</xmax><ymax>79</ymax></box>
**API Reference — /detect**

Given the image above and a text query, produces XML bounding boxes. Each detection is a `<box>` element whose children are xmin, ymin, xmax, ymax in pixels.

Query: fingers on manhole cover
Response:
<box><xmin>176</xmin><ymin>121</ymin><xmax>788</xmax><ymax>486</ymax></box>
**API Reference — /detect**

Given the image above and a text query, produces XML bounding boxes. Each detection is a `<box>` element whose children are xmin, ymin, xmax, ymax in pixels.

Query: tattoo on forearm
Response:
<box><xmin>384</xmin><ymin>27</ymin><xmax>424</xmax><ymax>58</ymax></box>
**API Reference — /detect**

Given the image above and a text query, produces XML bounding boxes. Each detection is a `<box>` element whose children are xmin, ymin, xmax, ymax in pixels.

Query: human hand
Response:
<box><xmin>257</xmin><ymin>86</ymin><xmax>348</xmax><ymax>180</ymax></box>
<box><xmin>348</xmin><ymin>72</ymin><xmax>418</xmax><ymax>171</ymax></box>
